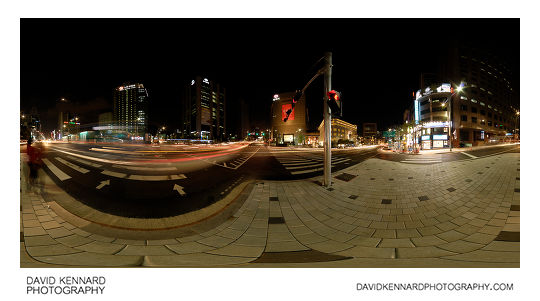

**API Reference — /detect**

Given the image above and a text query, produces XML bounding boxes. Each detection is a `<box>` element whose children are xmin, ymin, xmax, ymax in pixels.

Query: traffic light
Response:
<box><xmin>327</xmin><ymin>90</ymin><xmax>342</xmax><ymax>117</ymax></box>
<box><xmin>292</xmin><ymin>90</ymin><xmax>303</xmax><ymax>103</ymax></box>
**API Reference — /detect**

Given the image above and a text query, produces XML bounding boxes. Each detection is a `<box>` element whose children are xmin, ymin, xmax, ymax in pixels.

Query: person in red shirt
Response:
<box><xmin>26</xmin><ymin>138</ymin><xmax>42</xmax><ymax>185</ymax></box>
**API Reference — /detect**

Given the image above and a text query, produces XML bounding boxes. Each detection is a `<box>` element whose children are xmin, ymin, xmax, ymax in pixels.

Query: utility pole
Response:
<box><xmin>448</xmin><ymin>93</ymin><xmax>453</xmax><ymax>151</ymax></box>
<box><xmin>323</xmin><ymin>52</ymin><xmax>332</xmax><ymax>187</ymax></box>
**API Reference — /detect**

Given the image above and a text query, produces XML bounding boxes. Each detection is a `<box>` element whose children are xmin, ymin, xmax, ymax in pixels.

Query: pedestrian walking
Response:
<box><xmin>26</xmin><ymin>138</ymin><xmax>43</xmax><ymax>187</ymax></box>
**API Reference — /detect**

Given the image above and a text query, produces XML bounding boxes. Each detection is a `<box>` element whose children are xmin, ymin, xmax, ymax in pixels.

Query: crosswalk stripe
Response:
<box><xmin>66</xmin><ymin>155</ymin><xmax>103</xmax><ymax>168</ymax></box>
<box><xmin>282</xmin><ymin>161</ymin><xmax>321</xmax><ymax>166</ymax></box>
<box><xmin>461</xmin><ymin>152</ymin><xmax>478</xmax><ymax>159</ymax></box>
<box><xmin>285</xmin><ymin>163</ymin><xmax>323</xmax><ymax>170</ymax></box>
<box><xmin>332</xmin><ymin>158</ymin><xmax>351</xmax><ymax>163</ymax></box>
<box><xmin>400</xmin><ymin>160</ymin><xmax>442</xmax><ymax>164</ymax></box>
<box><xmin>101</xmin><ymin>170</ymin><xmax>127</xmax><ymax>178</ymax></box>
<box><xmin>290</xmin><ymin>166</ymin><xmax>335</xmax><ymax>175</ymax></box>
<box><xmin>111</xmin><ymin>164</ymin><xmax>177</xmax><ymax>171</ymax></box>
<box><xmin>55</xmin><ymin>157</ymin><xmax>90</xmax><ymax>174</ymax></box>
<box><xmin>169</xmin><ymin>174</ymin><xmax>187</xmax><ymax>180</ymax></box>
<box><xmin>42</xmin><ymin>158</ymin><xmax>71</xmax><ymax>181</ymax></box>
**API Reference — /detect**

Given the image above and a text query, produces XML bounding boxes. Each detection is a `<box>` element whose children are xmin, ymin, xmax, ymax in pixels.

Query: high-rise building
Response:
<box><xmin>181</xmin><ymin>77</ymin><xmax>226</xmax><ymax>141</ymax></box>
<box><xmin>113</xmin><ymin>83</ymin><xmax>149</xmax><ymax>137</ymax></box>
<box><xmin>411</xmin><ymin>43</ymin><xmax>519</xmax><ymax>148</ymax></box>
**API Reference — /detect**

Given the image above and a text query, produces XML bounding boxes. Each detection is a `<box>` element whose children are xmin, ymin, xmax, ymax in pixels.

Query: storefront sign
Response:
<box><xmin>436</xmin><ymin>83</ymin><xmax>451</xmax><ymax>93</ymax></box>
<box><xmin>421</xmin><ymin>135</ymin><xmax>431</xmax><ymax>141</ymax></box>
<box><xmin>433</xmin><ymin>134</ymin><xmax>448</xmax><ymax>140</ymax></box>
<box><xmin>422</xmin><ymin>121</ymin><xmax>449</xmax><ymax>128</ymax></box>
<box><xmin>433</xmin><ymin>140</ymin><xmax>445</xmax><ymax>148</ymax></box>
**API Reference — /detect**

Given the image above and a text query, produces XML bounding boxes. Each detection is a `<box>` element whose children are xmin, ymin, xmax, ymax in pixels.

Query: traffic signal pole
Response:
<box><xmin>323</xmin><ymin>52</ymin><xmax>332</xmax><ymax>187</ymax></box>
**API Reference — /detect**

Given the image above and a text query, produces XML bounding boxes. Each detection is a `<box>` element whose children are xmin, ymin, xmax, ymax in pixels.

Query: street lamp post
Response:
<box><xmin>323</xmin><ymin>52</ymin><xmax>332</xmax><ymax>187</ymax></box>
<box><xmin>446</xmin><ymin>83</ymin><xmax>464</xmax><ymax>151</ymax></box>
<box><xmin>515</xmin><ymin>111</ymin><xmax>520</xmax><ymax>142</ymax></box>
<box><xmin>448</xmin><ymin>93</ymin><xmax>453</xmax><ymax>151</ymax></box>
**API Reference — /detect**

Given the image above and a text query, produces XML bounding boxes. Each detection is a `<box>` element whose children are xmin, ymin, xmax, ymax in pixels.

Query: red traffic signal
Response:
<box><xmin>292</xmin><ymin>90</ymin><xmax>302</xmax><ymax>104</ymax></box>
<box><xmin>328</xmin><ymin>90</ymin><xmax>339</xmax><ymax>101</ymax></box>
<box><xmin>327</xmin><ymin>90</ymin><xmax>342</xmax><ymax>117</ymax></box>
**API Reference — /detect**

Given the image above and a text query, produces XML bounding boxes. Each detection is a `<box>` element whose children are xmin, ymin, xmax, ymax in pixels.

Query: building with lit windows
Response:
<box><xmin>318</xmin><ymin>118</ymin><xmax>357</xmax><ymax>147</ymax></box>
<box><xmin>409</xmin><ymin>44</ymin><xmax>519</xmax><ymax>149</ymax></box>
<box><xmin>181</xmin><ymin>76</ymin><xmax>226</xmax><ymax>141</ymax></box>
<box><xmin>362</xmin><ymin>123</ymin><xmax>377</xmax><ymax>145</ymax></box>
<box><xmin>270</xmin><ymin>91</ymin><xmax>307</xmax><ymax>145</ymax></box>
<box><xmin>20</xmin><ymin>109</ymin><xmax>41</xmax><ymax>140</ymax></box>
<box><xmin>113</xmin><ymin>83</ymin><xmax>149</xmax><ymax>138</ymax></box>
<box><xmin>58</xmin><ymin>112</ymin><xmax>80</xmax><ymax>139</ymax></box>
<box><xmin>412</xmin><ymin>82</ymin><xmax>518</xmax><ymax>149</ymax></box>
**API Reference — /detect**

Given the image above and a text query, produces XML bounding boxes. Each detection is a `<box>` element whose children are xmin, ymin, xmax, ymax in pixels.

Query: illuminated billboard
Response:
<box><xmin>282</xmin><ymin>104</ymin><xmax>295</xmax><ymax>121</ymax></box>
<box><xmin>433</xmin><ymin>134</ymin><xmax>448</xmax><ymax>140</ymax></box>
<box><xmin>283</xmin><ymin>134</ymin><xmax>294</xmax><ymax>143</ymax></box>
<box><xmin>414</xmin><ymin>99</ymin><xmax>419</xmax><ymax>124</ymax></box>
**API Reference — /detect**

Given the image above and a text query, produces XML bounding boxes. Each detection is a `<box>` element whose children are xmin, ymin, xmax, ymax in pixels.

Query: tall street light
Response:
<box><xmin>445</xmin><ymin>82</ymin><xmax>464</xmax><ymax>151</ymax></box>
<box><xmin>515</xmin><ymin>110</ymin><xmax>520</xmax><ymax>141</ymax></box>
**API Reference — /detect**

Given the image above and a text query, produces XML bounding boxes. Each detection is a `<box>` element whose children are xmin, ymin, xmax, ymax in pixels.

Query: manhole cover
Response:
<box><xmin>335</xmin><ymin>173</ymin><xmax>357</xmax><ymax>182</ymax></box>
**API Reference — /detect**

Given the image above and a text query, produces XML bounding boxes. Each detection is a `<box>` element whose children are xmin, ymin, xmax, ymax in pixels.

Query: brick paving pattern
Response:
<box><xmin>20</xmin><ymin>152</ymin><xmax>520</xmax><ymax>267</ymax></box>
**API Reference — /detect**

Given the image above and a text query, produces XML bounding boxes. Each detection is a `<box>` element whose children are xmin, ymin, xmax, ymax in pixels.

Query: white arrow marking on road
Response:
<box><xmin>96</xmin><ymin>179</ymin><xmax>110</xmax><ymax>189</ymax></box>
<box><xmin>173</xmin><ymin>184</ymin><xmax>187</xmax><ymax>196</ymax></box>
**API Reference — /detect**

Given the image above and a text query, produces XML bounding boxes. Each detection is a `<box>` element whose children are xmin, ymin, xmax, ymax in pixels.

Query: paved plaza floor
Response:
<box><xmin>20</xmin><ymin>150</ymin><xmax>520</xmax><ymax>267</ymax></box>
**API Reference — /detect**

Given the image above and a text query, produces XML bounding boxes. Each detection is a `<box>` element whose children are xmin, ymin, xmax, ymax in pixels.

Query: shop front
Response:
<box><xmin>421</xmin><ymin>135</ymin><xmax>431</xmax><ymax>149</ymax></box>
<box><xmin>432</xmin><ymin>134</ymin><xmax>448</xmax><ymax>148</ymax></box>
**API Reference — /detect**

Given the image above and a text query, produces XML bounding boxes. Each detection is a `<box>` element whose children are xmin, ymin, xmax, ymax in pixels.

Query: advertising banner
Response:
<box><xmin>282</xmin><ymin>104</ymin><xmax>295</xmax><ymax>121</ymax></box>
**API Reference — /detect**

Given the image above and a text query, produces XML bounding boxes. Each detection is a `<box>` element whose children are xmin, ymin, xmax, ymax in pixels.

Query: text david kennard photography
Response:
<box><xmin>26</xmin><ymin>276</ymin><xmax>106</xmax><ymax>295</ymax></box>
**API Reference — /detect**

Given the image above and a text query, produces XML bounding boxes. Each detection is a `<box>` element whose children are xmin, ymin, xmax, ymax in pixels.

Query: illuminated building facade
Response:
<box><xmin>113</xmin><ymin>83</ymin><xmax>148</xmax><ymax>137</ymax></box>
<box><xmin>413</xmin><ymin>83</ymin><xmax>518</xmax><ymax>149</ymax></box>
<box><xmin>318</xmin><ymin>118</ymin><xmax>357</xmax><ymax>147</ymax></box>
<box><xmin>411</xmin><ymin>43</ymin><xmax>519</xmax><ymax>149</ymax></box>
<box><xmin>270</xmin><ymin>91</ymin><xmax>307</xmax><ymax>145</ymax></box>
<box><xmin>182</xmin><ymin>76</ymin><xmax>226</xmax><ymax>141</ymax></box>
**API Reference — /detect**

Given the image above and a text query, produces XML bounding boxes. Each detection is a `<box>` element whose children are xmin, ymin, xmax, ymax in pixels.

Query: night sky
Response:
<box><xmin>20</xmin><ymin>18</ymin><xmax>519</xmax><ymax>135</ymax></box>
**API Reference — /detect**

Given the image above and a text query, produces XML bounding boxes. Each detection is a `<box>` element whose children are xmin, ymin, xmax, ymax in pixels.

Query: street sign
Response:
<box><xmin>383</xmin><ymin>131</ymin><xmax>396</xmax><ymax>138</ymax></box>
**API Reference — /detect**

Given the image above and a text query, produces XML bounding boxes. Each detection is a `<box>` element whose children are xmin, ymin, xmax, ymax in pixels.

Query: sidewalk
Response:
<box><xmin>382</xmin><ymin>142</ymin><xmax>520</xmax><ymax>156</ymax></box>
<box><xmin>20</xmin><ymin>150</ymin><xmax>520</xmax><ymax>267</ymax></box>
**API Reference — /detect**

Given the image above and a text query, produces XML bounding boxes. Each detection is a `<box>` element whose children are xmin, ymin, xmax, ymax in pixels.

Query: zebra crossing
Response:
<box><xmin>400</xmin><ymin>156</ymin><xmax>442</xmax><ymax>164</ymax></box>
<box><xmin>275</xmin><ymin>154</ymin><xmax>352</xmax><ymax>175</ymax></box>
<box><xmin>42</xmin><ymin>155</ymin><xmax>188</xmax><ymax>184</ymax></box>
<box><xmin>220</xmin><ymin>153</ymin><xmax>253</xmax><ymax>169</ymax></box>
<box><xmin>207</xmin><ymin>148</ymin><xmax>260</xmax><ymax>169</ymax></box>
